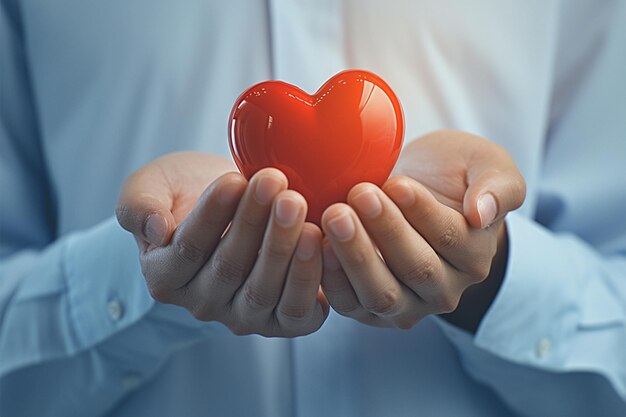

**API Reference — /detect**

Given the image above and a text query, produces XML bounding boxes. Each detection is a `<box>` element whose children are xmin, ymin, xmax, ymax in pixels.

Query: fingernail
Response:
<box><xmin>296</xmin><ymin>231</ymin><xmax>317</xmax><ymax>261</ymax></box>
<box><xmin>478</xmin><ymin>193</ymin><xmax>498</xmax><ymax>228</ymax></box>
<box><xmin>327</xmin><ymin>212</ymin><xmax>355</xmax><ymax>241</ymax></box>
<box><xmin>255</xmin><ymin>175</ymin><xmax>283</xmax><ymax>205</ymax></box>
<box><xmin>386</xmin><ymin>180</ymin><xmax>415</xmax><ymax>208</ymax></box>
<box><xmin>144</xmin><ymin>214</ymin><xmax>167</xmax><ymax>246</ymax></box>
<box><xmin>275</xmin><ymin>197</ymin><xmax>300</xmax><ymax>227</ymax></box>
<box><xmin>352</xmin><ymin>188</ymin><xmax>382</xmax><ymax>218</ymax></box>
<box><xmin>217</xmin><ymin>181</ymin><xmax>243</xmax><ymax>206</ymax></box>
<box><xmin>322</xmin><ymin>244</ymin><xmax>341</xmax><ymax>271</ymax></box>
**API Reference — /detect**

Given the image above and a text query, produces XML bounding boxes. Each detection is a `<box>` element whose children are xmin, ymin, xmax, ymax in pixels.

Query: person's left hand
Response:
<box><xmin>319</xmin><ymin>130</ymin><xmax>526</xmax><ymax>329</ymax></box>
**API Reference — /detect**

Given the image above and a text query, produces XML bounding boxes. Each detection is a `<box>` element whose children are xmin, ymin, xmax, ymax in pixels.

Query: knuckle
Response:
<box><xmin>320</xmin><ymin>279</ymin><xmax>345</xmax><ymax>296</ymax></box>
<box><xmin>298</xmin><ymin>322</ymin><xmax>324</xmax><ymax>337</ymax></box>
<box><xmin>210</xmin><ymin>253</ymin><xmax>247</xmax><ymax>286</ymax></box>
<box><xmin>242</xmin><ymin>283</ymin><xmax>278</xmax><ymax>312</ymax></box>
<box><xmin>341</xmin><ymin>246</ymin><xmax>369</xmax><ymax>272</ymax></box>
<box><xmin>437</xmin><ymin>220</ymin><xmax>461</xmax><ymax>250</ymax></box>
<box><xmin>288</xmin><ymin>271</ymin><xmax>320</xmax><ymax>289</ymax></box>
<box><xmin>410</xmin><ymin>200</ymin><xmax>436</xmax><ymax>224</ymax></box>
<box><xmin>320</xmin><ymin>283</ymin><xmax>362</xmax><ymax>317</ymax></box>
<box><xmin>190</xmin><ymin>303</ymin><xmax>214</xmax><ymax>321</ymax></box>
<box><xmin>277</xmin><ymin>305</ymin><xmax>311</xmax><ymax>323</ymax></box>
<box><xmin>363</xmin><ymin>286</ymin><xmax>402</xmax><ymax>317</ymax></box>
<box><xmin>228</xmin><ymin>322</ymin><xmax>251</xmax><ymax>336</ymax></box>
<box><xmin>238</xmin><ymin>211</ymin><xmax>266</xmax><ymax>232</ymax></box>
<box><xmin>280</xmin><ymin>317</ymin><xmax>324</xmax><ymax>337</ymax></box>
<box><xmin>174</xmin><ymin>238</ymin><xmax>205</xmax><ymax>264</ymax></box>
<box><xmin>399</xmin><ymin>259</ymin><xmax>439</xmax><ymax>289</ymax></box>
<box><xmin>320</xmin><ymin>284</ymin><xmax>359</xmax><ymax>315</ymax></box>
<box><xmin>467</xmin><ymin>259</ymin><xmax>492</xmax><ymax>282</ymax></box>
<box><xmin>332</xmin><ymin>301</ymin><xmax>362</xmax><ymax>317</ymax></box>
<box><xmin>264</xmin><ymin>238</ymin><xmax>295</xmax><ymax>261</ymax></box>
<box><xmin>433</xmin><ymin>292</ymin><xmax>461</xmax><ymax>313</ymax></box>
<box><xmin>395</xmin><ymin>315</ymin><xmax>421</xmax><ymax>330</ymax></box>
<box><xmin>375</xmin><ymin>217</ymin><xmax>405</xmax><ymax>245</ymax></box>
<box><xmin>304</xmin><ymin>318</ymin><xmax>325</xmax><ymax>335</ymax></box>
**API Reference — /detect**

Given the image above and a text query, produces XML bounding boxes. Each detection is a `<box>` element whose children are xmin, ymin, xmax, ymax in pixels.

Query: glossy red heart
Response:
<box><xmin>229</xmin><ymin>70</ymin><xmax>404</xmax><ymax>225</ymax></box>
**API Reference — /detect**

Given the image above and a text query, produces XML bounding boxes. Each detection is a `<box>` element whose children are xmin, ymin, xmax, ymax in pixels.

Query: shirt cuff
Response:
<box><xmin>434</xmin><ymin>211</ymin><xmax>626</xmax><ymax>412</ymax></box>
<box><xmin>474</xmin><ymin>212</ymin><xmax>624</xmax><ymax>368</ymax></box>
<box><xmin>64</xmin><ymin>217</ymin><xmax>156</xmax><ymax>349</ymax></box>
<box><xmin>64</xmin><ymin>217</ymin><xmax>226</xmax><ymax>359</ymax></box>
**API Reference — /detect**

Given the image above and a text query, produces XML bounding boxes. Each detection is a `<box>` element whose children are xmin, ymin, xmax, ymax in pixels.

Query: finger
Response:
<box><xmin>320</xmin><ymin>241</ymin><xmax>385</xmax><ymax>326</ymax></box>
<box><xmin>383</xmin><ymin>177</ymin><xmax>497</xmax><ymax>278</ymax></box>
<box><xmin>185</xmin><ymin>168</ymin><xmax>288</xmax><ymax>315</ymax></box>
<box><xmin>233</xmin><ymin>190</ymin><xmax>307</xmax><ymax>322</ymax></box>
<box><xmin>463</xmin><ymin>144</ymin><xmax>526</xmax><ymax>229</ymax></box>
<box><xmin>140</xmin><ymin>173</ymin><xmax>247</xmax><ymax>301</ymax></box>
<box><xmin>349</xmin><ymin>183</ymin><xmax>463</xmax><ymax>311</ymax></box>
<box><xmin>275</xmin><ymin>223</ymin><xmax>328</xmax><ymax>335</ymax></box>
<box><xmin>316</xmin><ymin>288</ymin><xmax>329</xmax><ymax>315</ymax></box>
<box><xmin>116</xmin><ymin>166</ymin><xmax>176</xmax><ymax>246</ymax></box>
<box><xmin>321</xmin><ymin>204</ymin><xmax>427</xmax><ymax>328</ymax></box>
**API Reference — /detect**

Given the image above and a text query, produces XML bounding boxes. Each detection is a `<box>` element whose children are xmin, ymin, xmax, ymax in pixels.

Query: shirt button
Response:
<box><xmin>122</xmin><ymin>373</ymin><xmax>142</xmax><ymax>391</ymax></box>
<box><xmin>535</xmin><ymin>337</ymin><xmax>552</xmax><ymax>358</ymax></box>
<box><xmin>107</xmin><ymin>298</ymin><xmax>124</xmax><ymax>321</ymax></box>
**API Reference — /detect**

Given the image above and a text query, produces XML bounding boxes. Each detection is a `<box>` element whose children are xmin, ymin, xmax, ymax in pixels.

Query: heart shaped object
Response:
<box><xmin>229</xmin><ymin>70</ymin><xmax>404</xmax><ymax>225</ymax></box>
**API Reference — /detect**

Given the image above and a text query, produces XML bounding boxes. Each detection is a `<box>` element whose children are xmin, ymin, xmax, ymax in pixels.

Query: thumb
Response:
<box><xmin>116</xmin><ymin>168</ymin><xmax>176</xmax><ymax>247</ymax></box>
<box><xmin>463</xmin><ymin>149</ymin><xmax>527</xmax><ymax>229</ymax></box>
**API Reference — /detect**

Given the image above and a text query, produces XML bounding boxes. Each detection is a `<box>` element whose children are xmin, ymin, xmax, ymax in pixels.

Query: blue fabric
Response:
<box><xmin>1</xmin><ymin>1</ymin><xmax>625</xmax><ymax>416</ymax></box>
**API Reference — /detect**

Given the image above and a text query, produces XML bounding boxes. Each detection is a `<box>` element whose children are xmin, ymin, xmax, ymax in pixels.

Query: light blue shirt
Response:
<box><xmin>1</xmin><ymin>1</ymin><xmax>625</xmax><ymax>416</ymax></box>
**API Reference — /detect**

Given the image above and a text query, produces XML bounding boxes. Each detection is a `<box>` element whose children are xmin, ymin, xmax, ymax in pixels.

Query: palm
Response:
<box><xmin>150</xmin><ymin>152</ymin><xmax>237</xmax><ymax>225</ymax></box>
<box><xmin>392</xmin><ymin>131</ymin><xmax>496</xmax><ymax>214</ymax></box>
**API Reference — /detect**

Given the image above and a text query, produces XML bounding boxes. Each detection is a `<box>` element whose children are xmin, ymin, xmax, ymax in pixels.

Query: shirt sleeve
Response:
<box><xmin>437</xmin><ymin>212</ymin><xmax>626</xmax><ymax>417</ymax></box>
<box><xmin>1</xmin><ymin>218</ymin><xmax>226</xmax><ymax>417</ymax></box>
<box><xmin>0</xmin><ymin>3</ymin><xmax>220</xmax><ymax>416</ymax></box>
<box><xmin>436</xmin><ymin>2</ymin><xmax>626</xmax><ymax>415</ymax></box>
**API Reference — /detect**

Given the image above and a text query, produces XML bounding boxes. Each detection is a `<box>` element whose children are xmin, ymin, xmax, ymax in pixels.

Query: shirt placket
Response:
<box><xmin>268</xmin><ymin>0</ymin><xmax>345</xmax><ymax>92</ymax></box>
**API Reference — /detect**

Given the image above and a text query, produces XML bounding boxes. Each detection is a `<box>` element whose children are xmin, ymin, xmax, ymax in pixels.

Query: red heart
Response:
<box><xmin>228</xmin><ymin>70</ymin><xmax>404</xmax><ymax>225</ymax></box>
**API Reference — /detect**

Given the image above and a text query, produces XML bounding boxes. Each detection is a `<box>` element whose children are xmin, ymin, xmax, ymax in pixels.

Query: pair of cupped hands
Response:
<box><xmin>117</xmin><ymin>130</ymin><xmax>526</xmax><ymax>337</ymax></box>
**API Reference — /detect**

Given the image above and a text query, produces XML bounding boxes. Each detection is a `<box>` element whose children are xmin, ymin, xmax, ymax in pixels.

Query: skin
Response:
<box><xmin>320</xmin><ymin>130</ymin><xmax>526</xmax><ymax>331</ymax></box>
<box><xmin>116</xmin><ymin>130</ymin><xmax>525</xmax><ymax>336</ymax></box>
<box><xmin>117</xmin><ymin>152</ymin><xmax>329</xmax><ymax>337</ymax></box>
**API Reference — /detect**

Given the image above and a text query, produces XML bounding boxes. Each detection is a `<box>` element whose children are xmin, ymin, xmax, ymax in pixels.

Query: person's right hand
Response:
<box><xmin>116</xmin><ymin>152</ymin><xmax>328</xmax><ymax>337</ymax></box>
